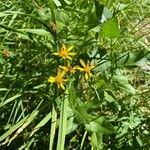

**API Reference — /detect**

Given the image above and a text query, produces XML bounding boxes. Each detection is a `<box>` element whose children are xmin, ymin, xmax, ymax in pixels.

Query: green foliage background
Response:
<box><xmin>0</xmin><ymin>0</ymin><xmax>150</xmax><ymax>149</ymax></box>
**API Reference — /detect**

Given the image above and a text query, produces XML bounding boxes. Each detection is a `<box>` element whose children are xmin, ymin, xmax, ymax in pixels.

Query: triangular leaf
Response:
<box><xmin>101</xmin><ymin>18</ymin><xmax>120</xmax><ymax>38</ymax></box>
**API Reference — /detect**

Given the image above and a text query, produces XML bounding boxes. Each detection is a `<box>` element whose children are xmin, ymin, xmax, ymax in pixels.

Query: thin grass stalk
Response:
<box><xmin>80</xmin><ymin>131</ymin><xmax>87</xmax><ymax>150</ymax></box>
<box><xmin>49</xmin><ymin>104</ymin><xmax>57</xmax><ymax>150</ymax></box>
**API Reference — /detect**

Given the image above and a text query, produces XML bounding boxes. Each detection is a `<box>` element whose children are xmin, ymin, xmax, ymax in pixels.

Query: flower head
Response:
<box><xmin>59</xmin><ymin>61</ymin><xmax>77</xmax><ymax>74</ymax></box>
<box><xmin>53</xmin><ymin>44</ymin><xmax>76</xmax><ymax>60</ymax></box>
<box><xmin>77</xmin><ymin>59</ymin><xmax>96</xmax><ymax>80</ymax></box>
<box><xmin>48</xmin><ymin>69</ymin><xmax>67</xmax><ymax>90</ymax></box>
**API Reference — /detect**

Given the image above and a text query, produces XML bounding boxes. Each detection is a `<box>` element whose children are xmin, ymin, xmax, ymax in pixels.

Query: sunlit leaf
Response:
<box><xmin>113</xmin><ymin>76</ymin><xmax>135</xmax><ymax>94</ymax></box>
<box><xmin>90</xmin><ymin>132</ymin><xmax>103</xmax><ymax>150</ymax></box>
<box><xmin>101</xmin><ymin>18</ymin><xmax>120</xmax><ymax>38</ymax></box>
<box><xmin>104</xmin><ymin>91</ymin><xmax>115</xmax><ymax>102</ymax></box>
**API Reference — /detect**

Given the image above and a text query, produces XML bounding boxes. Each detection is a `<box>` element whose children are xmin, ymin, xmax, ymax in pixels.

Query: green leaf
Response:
<box><xmin>94</xmin><ymin>0</ymin><xmax>104</xmax><ymax>20</ymax></box>
<box><xmin>90</xmin><ymin>132</ymin><xmax>103</xmax><ymax>150</ymax></box>
<box><xmin>0</xmin><ymin>110</ymin><xmax>39</xmax><ymax>142</ymax></box>
<box><xmin>94</xmin><ymin>61</ymin><xmax>111</xmax><ymax>72</ymax></box>
<box><xmin>74</xmin><ymin>106</ymin><xmax>89</xmax><ymax>124</ymax></box>
<box><xmin>85</xmin><ymin>118</ymin><xmax>104</xmax><ymax>133</ymax></box>
<box><xmin>33</xmin><ymin>84</ymin><xmax>46</xmax><ymax>89</ymax></box>
<box><xmin>0</xmin><ymin>116</ymin><xmax>28</xmax><ymax>142</ymax></box>
<box><xmin>74</xmin><ymin>105</ymin><xmax>94</xmax><ymax>124</ymax></box>
<box><xmin>101</xmin><ymin>120</ymin><xmax>116</xmax><ymax>134</ymax></box>
<box><xmin>66</xmin><ymin>116</ymin><xmax>78</xmax><ymax>135</ymax></box>
<box><xmin>0</xmin><ymin>94</ymin><xmax>22</xmax><ymax>108</ymax></box>
<box><xmin>0</xmin><ymin>54</ymin><xmax>4</xmax><ymax>64</ymax></box>
<box><xmin>57</xmin><ymin>93</ymin><xmax>69</xmax><ymax>150</ymax></box>
<box><xmin>0</xmin><ymin>23</ymin><xmax>27</xmax><ymax>35</ymax></box>
<box><xmin>49</xmin><ymin>104</ymin><xmax>57</xmax><ymax>150</ymax></box>
<box><xmin>113</xmin><ymin>76</ymin><xmax>135</xmax><ymax>94</ymax></box>
<box><xmin>136</xmin><ymin>135</ymin><xmax>143</xmax><ymax>147</ymax></box>
<box><xmin>104</xmin><ymin>91</ymin><xmax>115</xmax><ymax>102</ymax></box>
<box><xmin>85</xmin><ymin>118</ymin><xmax>115</xmax><ymax>134</ymax></box>
<box><xmin>57</xmin><ymin>11</ymin><xmax>70</xmax><ymax>25</ymax></box>
<box><xmin>18</xmin><ymin>29</ymin><xmax>52</xmax><ymax>36</ymax></box>
<box><xmin>63</xmin><ymin>0</ymin><xmax>72</xmax><ymax>5</ymax></box>
<box><xmin>30</xmin><ymin>111</ymin><xmax>52</xmax><ymax>137</ymax></box>
<box><xmin>54</xmin><ymin>0</ymin><xmax>61</xmax><ymax>6</ymax></box>
<box><xmin>68</xmin><ymin>83</ymin><xmax>78</xmax><ymax>109</ymax></box>
<box><xmin>0</xmin><ymin>88</ymin><xmax>8</xmax><ymax>91</ymax></box>
<box><xmin>101</xmin><ymin>18</ymin><xmax>120</xmax><ymax>38</ymax></box>
<box><xmin>86</xmin><ymin>12</ymin><xmax>100</xmax><ymax>29</ymax></box>
<box><xmin>0</xmin><ymin>12</ymin><xmax>9</xmax><ymax>17</ymax></box>
<box><xmin>101</xmin><ymin>7</ymin><xmax>112</xmax><ymax>22</ymax></box>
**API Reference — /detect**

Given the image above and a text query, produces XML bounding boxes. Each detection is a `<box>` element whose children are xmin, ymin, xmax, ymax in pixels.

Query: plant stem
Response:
<box><xmin>80</xmin><ymin>131</ymin><xmax>87</xmax><ymax>150</ymax></box>
<box><xmin>56</xmin><ymin>93</ymin><xmax>68</xmax><ymax>150</ymax></box>
<box><xmin>49</xmin><ymin>103</ymin><xmax>57</xmax><ymax>150</ymax></box>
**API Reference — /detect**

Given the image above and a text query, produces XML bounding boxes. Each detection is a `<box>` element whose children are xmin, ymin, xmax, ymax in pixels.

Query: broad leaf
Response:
<box><xmin>113</xmin><ymin>76</ymin><xmax>135</xmax><ymax>94</ymax></box>
<box><xmin>90</xmin><ymin>132</ymin><xmax>103</xmax><ymax>150</ymax></box>
<box><xmin>101</xmin><ymin>18</ymin><xmax>120</xmax><ymax>38</ymax></box>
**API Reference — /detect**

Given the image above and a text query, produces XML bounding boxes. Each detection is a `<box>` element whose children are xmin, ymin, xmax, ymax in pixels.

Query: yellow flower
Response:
<box><xmin>77</xmin><ymin>59</ymin><xmax>96</xmax><ymax>80</ymax></box>
<box><xmin>48</xmin><ymin>69</ymin><xmax>67</xmax><ymax>90</ymax></box>
<box><xmin>53</xmin><ymin>44</ymin><xmax>76</xmax><ymax>60</ymax></box>
<box><xmin>59</xmin><ymin>61</ymin><xmax>77</xmax><ymax>74</ymax></box>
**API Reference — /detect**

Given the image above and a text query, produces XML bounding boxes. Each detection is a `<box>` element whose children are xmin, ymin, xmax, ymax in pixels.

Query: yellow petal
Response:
<box><xmin>53</xmin><ymin>52</ymin><xmax>59</xmax><ymax>55</ymax></box>
<box><xmin>89</xmin><ymin>72</ymin><xmax>93</xmax><ymax>77</ymax></box>
<box><xmin>62</xmin><ymin>44</ymin><xmax>66</xmax><ymax>49</ymax></box>
<box><xmin>66</xmin><ymin>56</ymin><xmax>72</xmax><ymax>60</ymax></box>
<box><xmin>48</xmin><ymin>77</ymin><xmax>55</xmax><ymax>83</ymax></box>
<box><xmin>68</xmin><ymin>45</ymin><xmax>73</xmax><ymax>51</ymax></box>
<box><xmin>66</xmin><ymin>60</ymin><xmax>71</xmax><ymax>66</ymax></box>
<box><xmin>90</xmin><ymin>65</ymin><xmax>96</xmax><ymax>69</ymax></box>
<box><xmin>80</xmin><ymin>59</ymin><xmax>86</xmax><ymax>67</ymax></box>
<box><xmin>59</xmin><ymin>66</ymin><xmax>68</xmax><ymax>70</ymax></box>
<box><xmin>76</xmin><ymin>67</ymin><xmax>84</xmax><ymax>71</ymax></box>
<box><xmin>59</xmin><ymin>70</ymin><xmax>66</xmax><ymax>77</ymax></box>
<box><xmin>57</xmin><ymin>84</ymin><xmax>61</xmax><ymax>89</ymax></box>
<box><xmin>63</xmin><ymin>79</ymin><xmax>68</xmax><ymax>82</ymax></box>
<box><xmin>60</xmin><ymin>83</ymin><xmax>65</xmax><ymax>90</ymax></box>
<box><xmin>57</xmin><ymin>69</ymin><xmax>61</xmax><ymax>74</ymax></box>
<box><xmin>85</xmin><ymin>73</ymin><xmax>88</xmax><ymax>80</ymax></box>
<box><xmin>70</xmin><ymin>69</ymin><xmax>76</xmax><ymax>73</ymax></box>
<box><xmin>69</xmin><ymin>52</ymin><xmax>76</xmax><ymax>56</ymax></box>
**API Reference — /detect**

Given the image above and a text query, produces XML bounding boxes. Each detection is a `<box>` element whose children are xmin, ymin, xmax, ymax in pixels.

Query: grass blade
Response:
<box><xmin>0</xmin><ymin>94</ymin><xmax>21</xmax><ymax>108</ymax></box>
<box><xmin>56</xmin><ymin>93</ymin><xmax>68</xmax><ymax>150</ymax></box>
<box><xmin>49</xmin><ymin>104</ymin><xmax>57</xmax><ymax>150</ymax></box>
<box><xmin>30</xmin><ymin>111</ymin><xmax>52</xmax><ymax>137</ymax></box>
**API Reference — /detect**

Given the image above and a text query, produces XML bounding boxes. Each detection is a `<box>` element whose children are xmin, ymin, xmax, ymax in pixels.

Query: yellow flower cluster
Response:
<box><xmin>48</xmin><ymin>44</ymin><xmax>96</xmax><ymax>90</ymax></box>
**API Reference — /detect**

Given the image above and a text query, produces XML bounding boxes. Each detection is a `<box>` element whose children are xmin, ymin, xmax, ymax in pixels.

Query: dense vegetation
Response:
<box><xmin>0</xmin><ymin>0</ymin><xmax>149</xmax><ymax>149</ymax></box>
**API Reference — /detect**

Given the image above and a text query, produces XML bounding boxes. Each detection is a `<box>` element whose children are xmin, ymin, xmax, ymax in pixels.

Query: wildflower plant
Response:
<box><xmin>0</xmin><ymin>0</ymin><xmax>149</xmax><ymax>150</ymax></box>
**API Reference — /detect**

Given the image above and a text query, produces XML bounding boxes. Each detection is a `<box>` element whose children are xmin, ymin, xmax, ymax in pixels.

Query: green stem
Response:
<box><xmin>49</xmin><ymin>104</ymin><xmax>57</xmax><ymax>150</ymax></box>
<box><xmin>56</xmin><ymin>93</ymin><xmax>68</xmax><ymax>150</ymax></box>
<box><xmin>110</xmin><ymin>40</ymin><xmax>114</xmax><ymax>77</ymax></box>
<box><xmin>49</xmin><ymin>0</ymin><xmax>56</xmax><ymax>24</ymax></box>
<box><xmin>49</xmin><ymin>0</ymin><xmax>58</xmax><ymax>47</ymax></box>
<box><xmin>80</xmin><ymin>131</ymin><xmax>87</xmax><ymax>150</ymax></box>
